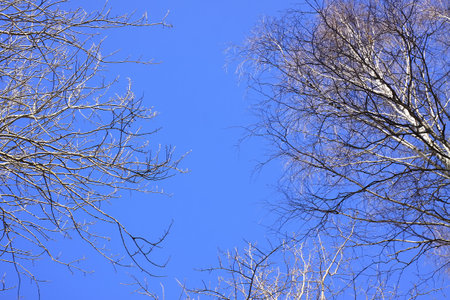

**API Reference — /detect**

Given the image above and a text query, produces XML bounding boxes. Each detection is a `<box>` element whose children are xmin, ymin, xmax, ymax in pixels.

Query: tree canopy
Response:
<box><xmin>0</xmin><ymin>0</ymin><xmax>182</xmax><ymax>297</ymax></box>
<box><xmin>234</xmin><ymin>0</ymin><xmax>449</xmax><ymax>297</ymax></box>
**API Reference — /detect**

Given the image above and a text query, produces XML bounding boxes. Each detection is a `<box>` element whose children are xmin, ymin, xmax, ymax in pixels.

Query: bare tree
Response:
<box><xmin>238</xmin><ymin>0</ymin><xmax>449</xmax><ymax>297</ymax></box>
<box><xmin>0</xmin><ymin>0</ymin><xmax>183</xmax><ymax>297</ymax></box>
<box><xmin>183</xmin><ymin>225</ymin><xmax>361</xmax><ymax>299</ymax></box>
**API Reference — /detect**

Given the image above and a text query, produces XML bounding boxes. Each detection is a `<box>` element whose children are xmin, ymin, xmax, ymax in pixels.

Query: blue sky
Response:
<box><xmin>12</xmin><ymin>1</ymin><xmax>296</xmax><ymax>299</ymax></box>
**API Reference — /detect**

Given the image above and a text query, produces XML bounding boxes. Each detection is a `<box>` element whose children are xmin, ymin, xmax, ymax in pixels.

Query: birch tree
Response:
<box><xmin>238</xmin><ymin>0</ymin><xmax>449</xmax><ymax>296</ymax></box>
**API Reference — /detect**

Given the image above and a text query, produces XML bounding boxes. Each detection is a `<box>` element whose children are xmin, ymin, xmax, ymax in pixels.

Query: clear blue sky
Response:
<box><xmin>13</xmin><ymin>1</ymin><xmax>296</xmax><ymax>299</ymax></box>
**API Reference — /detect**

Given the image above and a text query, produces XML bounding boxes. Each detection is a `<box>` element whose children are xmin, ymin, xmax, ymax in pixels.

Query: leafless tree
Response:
<box><xmin>0</xmin><ymin>0</ymin><xmax>183</xmax><ymax>297</ymax></box>
<box><xmin>183</xmin><ymin>225</ymin><xmax>363</xmax><ymax>299</ymax></box>
<box><xmin>237</xmin><ymin>0</ymin><xmax>449</xmax><ymax>297</ymax></box>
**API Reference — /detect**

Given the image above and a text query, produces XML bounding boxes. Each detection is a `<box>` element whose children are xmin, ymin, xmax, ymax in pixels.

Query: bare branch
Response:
<box><xmin>237</xmin><ymin>0</ymin><xmax>449</xmax><ymax>297</ymax></box>
<box><xmin>0</xmin><ymin>0</ymin><xmax>183</xmax><ymax>297</ymax></box>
